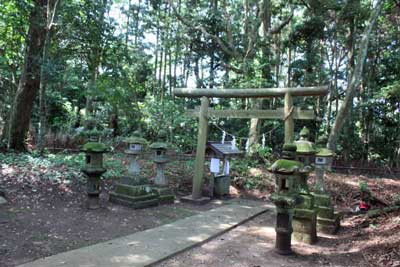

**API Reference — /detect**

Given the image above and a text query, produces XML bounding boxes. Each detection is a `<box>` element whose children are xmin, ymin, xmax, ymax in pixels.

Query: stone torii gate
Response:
<box><xmin>174</xmin><ymin>86</ymin><xmax>328</xmax><ymax>203</ymax></box>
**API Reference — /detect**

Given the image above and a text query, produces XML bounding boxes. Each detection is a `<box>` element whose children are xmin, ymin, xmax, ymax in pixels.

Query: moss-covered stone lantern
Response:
<box><xmin>150</xmin><ymin>130</ymin><xmax>169</xmax><ymax>186</ymax></box>
<box><xmin>81</xmin><ymin>142</ymin><xmax>108</xmax><ymax>209</ymax></box>
<box><xmin>149</xmin><ymin>130</ymin><xmax>175</xmax><ymax>204</ymax></box>
<box><xmin>268</xmin><ymin>143</ymin><xmax>304</xmax><ymax>255</ymax></box>
<box><xmin>293</xmin><ymin>126</ymin><xmax>317</xmax><ymax>244</ymax></box>
<box><xmin>312</xmin><ymin>136</ymin><xmax>340</xmax><ymax>234</ymax></box>
<box><xmin>125</xmin><ymin>132</ymin><xmax>148</xmax><ymax>176</ymax></box>
<box><xmin>109</xmin><ymin>131</ymin><xmax>160</xmax><ymax>209</ymax></box>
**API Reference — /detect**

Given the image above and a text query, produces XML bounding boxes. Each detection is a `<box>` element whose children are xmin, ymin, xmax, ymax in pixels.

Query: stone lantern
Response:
<box><xmin>293</xmin><ymin>126</ymin><xmax>317</xmax><ymax>244</ymax></box>
<box><xmin>125</xmin><ymin>132</ymin><xmax>148</xmax><ymax>177</ymax></box>
<box><xmin>312</xmin><ymin>136</ymin><xmax>340</xmax><ymax>234</ymax></box>
<box><xmin>109</xmin><ymin>131</ymin><xmax>160</xmax><ymax>209</ymax></box>
<box><xmin>149</xmin><ymin>130</ymin><xmax>175</xmax><ymax>204</ymax></box>
<box><xmin>81</xmin><ymin>142</ymin><xmax>108</xmax><ymax>209</ymax></box>
<box><xmin>268</xmin><ymin>143</ymin><xmax>304</xmax><ymax>255</ymax></box>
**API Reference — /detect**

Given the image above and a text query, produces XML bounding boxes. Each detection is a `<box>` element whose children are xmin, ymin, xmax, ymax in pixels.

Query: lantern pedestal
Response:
<box><xmin>110</xmin><ymin>137</ymin><xmax>160</xmax><ymax>209</ymax></box>
<box><xmin>150</xmin><ymin>141</ymin><xmax>175</xmax><ymax>204</ymax></box>
<box><xmin>270</xmin><ymin>193</ymin><xmax>301</xmax><ymax>255</ymax></box>
<box><xmin>312</xmin><ymin>192</ymin><xmax>340</xmax><ymax>234</ymax></box>
<box><xmin>312</xmin><ymin>166</ymin><xmax>340</xmax><ymax>234</ymax></box>
<box><xmin>81</xmin><ymin>142</ymin><xmax>108</xmax><ymax>210</ymax></box>
<box><xmin>109</xmin><ymin>181</ymin><xmax>159</xmax><ymax>209</ymax></box>
<box><xmin>292</xmin><ymin>174</ymin><xmax>317</xmax><ymax>244</ymax></box>
<box><xmin>293</xmin><ymin>127</ymin><xmax>317</xmax><ymax>244</ymax></box>
<box><xmin>82</xmin><ymin>168</ymin><xmax>106</xmax><ymax>210</ymax></box>
<box><xmin>313</xmin><ymin>144</ymin><xmax>340</xmax><ymax>234</ymax></box>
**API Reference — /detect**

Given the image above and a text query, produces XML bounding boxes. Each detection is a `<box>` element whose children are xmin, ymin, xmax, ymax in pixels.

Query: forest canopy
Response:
<box><xmin>0</xmin><ymin>0</ymin><xmax>399</xmax><ymax>167</ymax></box>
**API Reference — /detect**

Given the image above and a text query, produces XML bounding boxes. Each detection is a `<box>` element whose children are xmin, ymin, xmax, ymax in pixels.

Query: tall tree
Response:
<box><xmin>327</xmin><ymin>0</ymin><xmax>385</xmax><ymax>151</ymax></box>
<box><xmin>7</xmin><ymin>0</ymin><xmax>47</xmax><ymax>151</ymax></box>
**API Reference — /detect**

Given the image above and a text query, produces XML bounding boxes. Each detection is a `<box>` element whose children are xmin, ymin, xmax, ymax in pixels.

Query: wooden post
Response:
<box><xmin>192</xmin><ymin>96</ymin><xmax>209</xmax><ymax>199</ymax></box>
<box><xmin>284</xmin><ymin>92</ymin><xmax>294</xmax><ymax>144</ymax></box>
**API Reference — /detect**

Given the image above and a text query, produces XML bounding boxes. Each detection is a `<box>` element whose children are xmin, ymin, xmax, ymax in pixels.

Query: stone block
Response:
<box><xmin>294</xmin><ymin>208</ymin><xmax>315</xmax><ymax>219</ymax></box>
<box><xmin>316</xmin><ymin>206</ymin><xmax>334</xmax><ymax>219</ymax></box>
<box><xmin>317</xmin><ymin>214</ymin><xmax>340</xmax><ymax>234</ymax></box>
<box><xmin>115</xmin><ymin>184</ymin><xmax>151</xmax><ymax>196</ymax></box>
<box><xmin>313</xmin><ymin>192</ymin><xmax>332</xmax><ymax>207</ymax></box>
<box><xmin>292</xmin><ymin>209</ymin><xmax>317</xmax><ymax>244</ymax></box>
<box><xmin>109</xmin><ymin>192</ymin><xmax>159</xmax><ymax>209</ymax></box>
<box><xmin>297</xmin><ymin>194</ymin><xmax>314</xmax><ymax>209</ymax></box>
<box><xmin>159</xmin><ymin>195</ymin><xmax>175</xmax><ymax>204</ymax></box>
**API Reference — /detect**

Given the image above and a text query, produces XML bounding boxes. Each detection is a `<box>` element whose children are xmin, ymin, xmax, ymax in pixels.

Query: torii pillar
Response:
<box><xmin>174</xmin><ymin>86</ymin><xmax>328</xmax><ymax>203</ymax></box>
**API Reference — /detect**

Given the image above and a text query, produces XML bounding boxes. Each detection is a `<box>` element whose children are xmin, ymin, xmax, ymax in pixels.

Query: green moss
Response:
<box><xmin>295</xmin><ymin>140</ymin><xmax>316</xmax><ymax>154</ymax></box>
<box><xmin>125</xmin><ymin>136</ymin><xmax>148</xmax><ymax>145</ymax></box>
<box><xmin>269</xmin><ymin>193</ymin><xmax>299</xmax><ymax>207</ymax></box>
<box><xmin>82</xmin><ymin>142</ymin><xmax>109</xmax><ymax>153</ymax></box>
<box><xmin>316</xmin><ymin>148</ymin><xmax>334</xmax><ymax>157</ymax></box>
<box><xmin>268</xmin><ymin>159</ymin><xmax>304</xmax><ymax>173</ymax></box>
<box><xmin>283</xmin><ymin>143</ymin><xmax>297</xmax><ymax>152</ymax></box>
<box><xmin>150</xmin><ymin>142</ymin><xmax>169</xmax><ymax>150</ymax></box>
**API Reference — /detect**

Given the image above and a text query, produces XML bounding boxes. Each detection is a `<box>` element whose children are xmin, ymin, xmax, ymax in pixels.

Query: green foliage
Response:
<box><xmin>141</xmin><ymin>96</ymin><xmax>198</xmax><ymax>152</ymax></box>
<box><xmin>359</xmin><ymin>181</ymin><xmax>369</xmax><ymax>193</ymax></box>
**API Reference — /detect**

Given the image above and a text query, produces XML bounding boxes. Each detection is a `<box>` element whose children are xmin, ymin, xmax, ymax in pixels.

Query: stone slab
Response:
<box><xmin>0</xmin><ymin>196</ymin><xmax>7</xmax><ymax>205</ymax></box>
<box><xmin>18</xmin><ymin>199</ymin><xmax>272</xmax><ymax>267</ymax></box>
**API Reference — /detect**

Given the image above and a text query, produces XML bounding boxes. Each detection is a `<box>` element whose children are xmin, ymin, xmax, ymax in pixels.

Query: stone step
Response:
<box><xmin>109</xmin><ymin>192</ymin><xmax>159</xmax><ymax>209</ymax></box>
<box><xmin>114</xmin><ymin>183</ymin><xmax>153</xmax><ymax>196</ymax></box>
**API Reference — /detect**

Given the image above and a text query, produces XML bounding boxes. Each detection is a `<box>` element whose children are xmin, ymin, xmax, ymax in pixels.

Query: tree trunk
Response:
<box><xmin>38</xmin><ymin>0</ymin><xmax>60</xmax><ymax>153</ymax></box>
<box><xmin>327</xmin><ymin>0</ymin><xmax>384</xmax><ymax>151</ymax></box>
<box><xmin>8</xmin><ymin>0</ymin><xmax>47</xmax><ymax>151</ymax></box>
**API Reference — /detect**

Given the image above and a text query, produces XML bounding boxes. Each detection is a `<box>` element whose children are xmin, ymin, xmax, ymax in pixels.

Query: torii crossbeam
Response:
<box><xmin>174</xmin><ymin>86</ymin><xmax>328</xmax><ymax>203</ymax></box>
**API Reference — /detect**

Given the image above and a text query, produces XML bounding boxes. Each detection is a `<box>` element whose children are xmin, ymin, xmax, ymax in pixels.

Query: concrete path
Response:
<box><xmin>18</xmin><ymin>199</ymin><xmax>273</xmax><ymax>267</ymax></box>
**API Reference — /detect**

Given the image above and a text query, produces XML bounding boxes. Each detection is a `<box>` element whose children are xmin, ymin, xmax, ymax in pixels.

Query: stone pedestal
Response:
<box><xmin>81</xmin><ymin>142</ymin><xmax>108</xmax><ymax>210</ymax></box>
<box><xmin>109</xmin><ymin>177</ymin><xmax>160</xmax><ymax>209</ymax></box>
<box><xmin>83</xmin><ymin>170</ymin><xmax>105</xmax><ymax>209</ymax></box>
<box><xmin>150</xmin><ymin>137</ymin><xmax>176</xmax><ymax>204</ymax></box>
<box><xmin>313</xmin><ymin>142</ymin><xmax>340</xmax><ymax>234</ymax></box>
<box><xmin>293</xmin><ymin>127</ymin><xmax>317</xmax><ymax>244</ymax></box>
<box><xmin>109</xmin><ymin>135</ymin><xmax>161</xmax><ymax>209</ymax></box>
<box><xmin>292</xmin><ymin>198</ymin><xmax>317</xmax><ymax>244</ymax></box>
<box><xmin>154</xmin><ymin>160</ymin><xmax>168</xmax><ymax>186</ymax></box>
<box><xmin>270</xmin><ymin>194</ymin><xmax>299</xmax><ymax>255</ymax></box>
<box><xmin>152</xmin><ymin>186</ymin><xmax>175</xmax><ymax>204</ymax></box>
<box><xmin>293</xmin><ymin>174</ymin><xmax>317</xmax><ymax>244</ymax></box>
<box><xmin>313</xmin><ymin>192</ymin><xmax>340</xmax><ymax>234</ymax></box>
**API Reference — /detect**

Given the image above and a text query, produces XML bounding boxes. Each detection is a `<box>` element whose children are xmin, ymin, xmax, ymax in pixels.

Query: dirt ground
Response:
<box><xmin>0</xmin><ymin>153</ymin><xmax>399</xmax><ymax>267</ymax></box>
<box><xmin>155</xmin><ymin>171</ymin><xmax>400</xmax><ymax>267</ymax></box>
<box><xmin>154</xmin><ymin>209</ymin><xmax>400</xmax><ymax>267</ymax></box>
<box><xmin>0</xmin><ymin>176</ymin><xmax>222</xmax><ymax>267</ymax></box>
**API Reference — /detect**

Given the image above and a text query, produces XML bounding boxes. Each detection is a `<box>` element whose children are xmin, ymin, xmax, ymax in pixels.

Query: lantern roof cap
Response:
<box><xmin>295</xmin><ymin>140</ymin><xmax>316</xmax><ymax>154</ymax></box>
<box><xmin>82</xmin><ymin>142</ymin><xmax>109</xmax><ymax>153</ymax></box>
<box><xmin>268</xmin><ymin>159</ymin><xmax>304</xmax><ymax>174</ymax></box>
<box><xmin>149</xmin><ymin>142</ymin><xmax>169</xmax><ymax>150</ymax></box>
<box><xmin>125</xmin><ymin>136</ymin><xmax>147</xmax><ymax>145</ymax></box>
<box><xmin>316</xmin><ymin>148</ymin><xmax>334</xmax><ymax>157</ymax></box>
